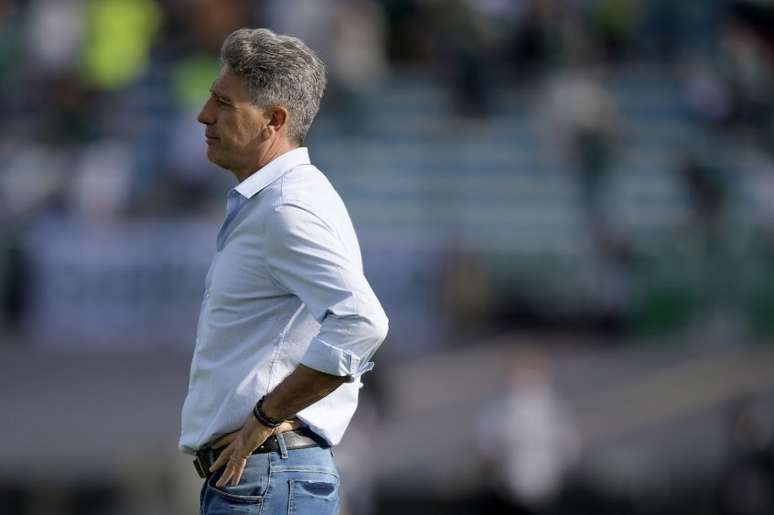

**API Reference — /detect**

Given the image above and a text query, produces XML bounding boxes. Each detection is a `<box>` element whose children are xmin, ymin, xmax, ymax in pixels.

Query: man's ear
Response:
<box><xmin>264</xmin><ymin>106</ymin><xmax>289</xmax><ymax>139</ymax></box>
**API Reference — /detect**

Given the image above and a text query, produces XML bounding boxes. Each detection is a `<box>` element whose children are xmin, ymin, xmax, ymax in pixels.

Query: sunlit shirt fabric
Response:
<box><xmin>179</xmin><ymin>147</ymin><xmax>389</xmax><ymax>455</ymax></box>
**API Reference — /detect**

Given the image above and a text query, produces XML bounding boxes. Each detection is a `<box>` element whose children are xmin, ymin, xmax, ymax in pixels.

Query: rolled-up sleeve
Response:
<box><xmin>265</xmin><ymin>202</ymin><xmax>389</xmax><ymax>382</ymax></box>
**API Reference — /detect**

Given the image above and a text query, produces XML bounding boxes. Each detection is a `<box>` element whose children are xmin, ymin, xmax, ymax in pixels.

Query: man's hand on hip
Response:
<box><xmin>208</xmin><ymin>414</ymin><xmax>275</xmax><ymax>488</ymax></box>
<box><xmin>206</xmin><ymin>364</ymin><xmax>346</xmax><ymax>488</ymax></box>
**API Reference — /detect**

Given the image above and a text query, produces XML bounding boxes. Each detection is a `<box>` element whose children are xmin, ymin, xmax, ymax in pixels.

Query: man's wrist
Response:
<box><xmin>252</xmin><ymin>396</ymin><xmax>284</xmax><ymax>428</ymax></box>
<box><xmin>262</xmin><ymin>394</ymin><xmax>297</xmax><ymax>422</ymax></box>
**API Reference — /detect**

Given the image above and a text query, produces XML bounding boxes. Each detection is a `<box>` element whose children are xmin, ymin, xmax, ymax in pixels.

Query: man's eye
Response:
<box><xmin>211</xmin><ymin>95</ymin><xmax>229</xmax><ymax>107</ymax></box>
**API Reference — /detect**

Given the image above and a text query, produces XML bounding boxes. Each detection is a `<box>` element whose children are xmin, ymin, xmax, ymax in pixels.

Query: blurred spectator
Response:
<box><xmin>588</xmin><ymin>0</ymin><xmax>641</xmax><ymax>62</ymax></box>
<box><xmin>440</xmin><ymin>248</ymin><xmax>494</xmax><ymax>337</ymax></box>
<box><xmin>719</xmin><ymin>397</ymin><xmax>774</xmax><ymax>515</ymax></box>
<box><xmin>327</xmin><ymin>0</ymin><xmax>388</xmax><ymax>131</ymax></box>
<box><xmin>748</xmin><ymin>158</ymin><xmax>774</xmax><ymax>244</ymax></box>
<box><xmin>69</xmin><ymin>141</ymin><xmax>134</xmax><ymax>221</ymax></box>
<box><xmin>0</xmin><ymin>0</ymin><xmax>21</xmax><ymax>72</ymax></box>
<box><xmin>676</xmin><ymin>149</ymin><xmax>745</xmax><ymax>337</ymax></box>
<box><xmin>684</xmin><ymin>56</ymin><xmax>733</xmax><ymax>126</ymax></box>
<box><xmin>380</xmin><ymin>0</ymin><xmax>432</xmax><ymax>63</ymax></box>
<box><xmin>81</xmin><ymin>0</ymin><xmax>162</xmax><ymax>90</ymax></box>
<box><xmin>26</xmin><ymin>0</ymin><xmax>84</xmax><ymax>74</ymax></box>
<box><xmin>544</xmin><ymin>52</ymin><xmax>619</xmax><ymax>254</ymax></box>
<box><xmin>0</xmin><ymin>144</ymin><xmax>68</xmax><ymax>217</ymax></box>
<box><xmin>679</xmin><ymin>152</ymin><xmax>730</xmax><ymax>251</ymax></box>
<box><xmin>477</xmin><ymin>350</ymin><xmax>581</xmax><ymax>513</ymax></box>
<box><xmin>431</xmin><ymin>0</ymin><xmax>513</xmax><ymax>118</ymax></box>
<box><xmin>718</xmin><ymin>5</ymin><xmax>774</xmax><ymax>150</ymax></box>
<box><xmin>0</xmin><ymin>224</ymin><xmax>28</xmax><ymax>336</ymax></box>
<box><xmin>507</xmin><ymin>0</ymin><xmax>554</xmax><ymax>82</ymax></box>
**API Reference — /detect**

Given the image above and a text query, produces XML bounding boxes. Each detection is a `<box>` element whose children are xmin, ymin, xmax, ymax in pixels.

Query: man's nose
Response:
<box><xmin>198</xmin><ymin>98</ymin><xmax>216</xmax><ymax>125</ymax></box>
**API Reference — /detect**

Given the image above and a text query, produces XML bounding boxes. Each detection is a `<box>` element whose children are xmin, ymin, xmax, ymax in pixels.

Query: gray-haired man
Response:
<box><xmin>179</xmin><ymin>28</ymin><xmax>389</xmax><ymax>515</ymax></box>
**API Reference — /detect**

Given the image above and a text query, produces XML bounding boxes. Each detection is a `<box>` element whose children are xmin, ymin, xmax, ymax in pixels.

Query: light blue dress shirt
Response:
<box><xmin>179</xmin><ymin>148</ymin><xmax>389</xmax><ymax>454</ymax></box>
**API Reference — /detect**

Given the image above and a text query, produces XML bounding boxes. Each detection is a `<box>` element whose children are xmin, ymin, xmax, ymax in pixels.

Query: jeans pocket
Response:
<box><xmin>207</xmin><ymin>461</ymin><xmax>267</xmax><ymax>504</ymax></box>
<box><xmin>288</xmin><ymin>478</ymin><xmax>339</xmax><ymax>514</ymax></box>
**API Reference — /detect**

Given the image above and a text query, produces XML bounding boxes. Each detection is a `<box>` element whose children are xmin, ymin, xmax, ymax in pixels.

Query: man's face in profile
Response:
<box><xmin>197</xmin><ymin>66</ymin><xmax>268</xmax><ymax>173</ymax></box>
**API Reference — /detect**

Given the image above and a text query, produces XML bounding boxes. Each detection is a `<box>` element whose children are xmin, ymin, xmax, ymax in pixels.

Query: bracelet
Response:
<box><xmin>252</xmin><ymin>396</ymin><xmax>283</xmax><ymax>428</ymax></box>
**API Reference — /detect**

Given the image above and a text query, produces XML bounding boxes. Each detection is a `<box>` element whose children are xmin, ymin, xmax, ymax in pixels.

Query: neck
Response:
<box><xmin>232</xmin><ymin>138</ymin><xmax>297</xmax><ymax>183</ymax></box>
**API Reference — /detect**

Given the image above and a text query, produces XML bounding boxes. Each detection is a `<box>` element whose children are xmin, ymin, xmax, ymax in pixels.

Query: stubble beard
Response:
<box><xmin>207</xmin><ymin>145</ymin><xmax>233</xmax><ymax>171</ymax></box>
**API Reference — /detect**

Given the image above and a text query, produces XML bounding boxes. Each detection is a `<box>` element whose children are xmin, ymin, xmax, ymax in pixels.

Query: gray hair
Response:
<box><xmin>220</xmin><ymin>28</ymin><xmax>326</xmax><ymax>144</ymax></box>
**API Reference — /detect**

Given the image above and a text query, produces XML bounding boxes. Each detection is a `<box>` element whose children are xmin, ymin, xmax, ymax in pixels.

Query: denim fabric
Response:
<box><xmin>200</xmin><ymin>443</ymin><xmax>340</xmax><ymax>515</ymax></box>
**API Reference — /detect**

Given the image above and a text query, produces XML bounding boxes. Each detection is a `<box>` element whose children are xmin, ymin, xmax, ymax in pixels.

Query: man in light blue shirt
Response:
<box><xmin>179</xmin><ymin>28</ymin><xmax>388</xmax><ymax>515</ymax></box>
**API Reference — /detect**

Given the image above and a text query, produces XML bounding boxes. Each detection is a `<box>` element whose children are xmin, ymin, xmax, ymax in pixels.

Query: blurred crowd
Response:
<box><xmin>2</xmin><ymin>0</ymin><xmax>774</xmax><ymax>340</ymax></box>
<box><xmin>1</xmin><ymin>2</ymin><xmax>774</xmax><ymax>515</ymax></box>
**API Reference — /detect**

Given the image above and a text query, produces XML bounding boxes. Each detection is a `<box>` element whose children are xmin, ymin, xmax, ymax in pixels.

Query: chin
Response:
<box><xmin>206</xmin><ymin>149</ymin><xmax>228</xmax><ymax>169</ymax></box>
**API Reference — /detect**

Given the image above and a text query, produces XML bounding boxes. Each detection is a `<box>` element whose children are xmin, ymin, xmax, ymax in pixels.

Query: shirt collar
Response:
<box><xmin>233</xmin><ymin>147</ymin><xmax>310</xmax><ymax>199</ymax></box>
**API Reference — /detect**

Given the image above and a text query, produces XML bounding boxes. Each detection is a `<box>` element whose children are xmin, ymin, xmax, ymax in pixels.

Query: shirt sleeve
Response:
<box><xmin>265</xmin><ymin>202</ymin><xmax>389</xmax><ymax>382</ymax></box>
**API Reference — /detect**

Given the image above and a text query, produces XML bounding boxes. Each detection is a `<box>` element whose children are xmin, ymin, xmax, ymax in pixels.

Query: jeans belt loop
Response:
<box><xmin>277</xmin><ymin>432</ymin><xmax>289</xmax><ymax>459</ymax></box>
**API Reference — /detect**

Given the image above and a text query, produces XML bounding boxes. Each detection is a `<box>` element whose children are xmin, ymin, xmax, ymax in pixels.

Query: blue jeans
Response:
<box><xmin>199</xmin><ymin>439</ymin><xmax>340</xmax><ymax>515</ymax></box>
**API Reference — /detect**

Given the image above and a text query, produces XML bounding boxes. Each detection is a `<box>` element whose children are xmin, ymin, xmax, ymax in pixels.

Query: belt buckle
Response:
<box><xmin>193</xmin><ymin>456</ymin><xmax>208</xmax><ymax>479</ymax></box>
<box><xmin>193</xmin><ymin>448</ymin><xmax>214</xmax><ymax>479</ymax></box>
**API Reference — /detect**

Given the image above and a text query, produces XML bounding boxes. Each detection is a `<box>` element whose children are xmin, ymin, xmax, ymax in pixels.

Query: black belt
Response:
<box><xmin>193</xmin><ymin>427</ymin><xmax>329</xmax><ymax>479</ymax></box>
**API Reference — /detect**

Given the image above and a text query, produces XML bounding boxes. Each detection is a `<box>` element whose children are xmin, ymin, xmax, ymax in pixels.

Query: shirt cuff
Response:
<box><xmin>300</xmin><ymin>337</ymin><xmax>375</xmax><ymax>383</ymax></box>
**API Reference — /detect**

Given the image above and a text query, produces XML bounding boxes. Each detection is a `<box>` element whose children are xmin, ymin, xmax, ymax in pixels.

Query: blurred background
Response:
<box><xmin>2</xmin><ymin>0</ymin><xmax>774</xmax><ymax>514</ymax></box>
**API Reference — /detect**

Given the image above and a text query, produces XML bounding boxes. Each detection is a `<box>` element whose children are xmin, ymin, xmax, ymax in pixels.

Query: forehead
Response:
<box><xmin>211</xmin><ymin>66</ymin><xmax>251</xmax><ymax>102</ymax></box>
